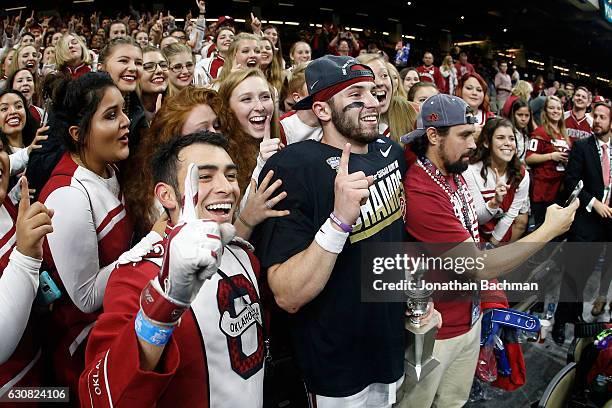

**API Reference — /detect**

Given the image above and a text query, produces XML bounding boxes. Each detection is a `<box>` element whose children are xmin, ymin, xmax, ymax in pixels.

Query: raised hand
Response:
<box><xmin>239</xmin><ymin>171</ymin><xmax>290</xmax><ymax>230</ymax></box>
<box><xmin>544</xmin><ymin>199</ymin><xmax>579</xmax><ymax>237</ymax></box>
<box><xmin>493</xmin><ymin>168</ymin><xmax>509</xmax><ymax>206</ymax></box>
<box><xmin>250</xmin><ymin>12</ymin><xmax>262</xmax><ymax>34</ymax></box>
<box><xmin>16</xmin><ymin>177</ymin><xmax>53</xmax><ymax>259</ymax></box>
<box><xmin>333</xmin><ymin>143</ymin><xmax>373</xmax><ymax>227</ymax></box>
<box><xmin>197</xmin><ymin>0</ymin><xmax>206</xmax><ymax>13</ymax></box>
<box><xmin>24</xmin><ymin>10</ymin><xmax>35</xmax><ymax>27</ymax></box>
<box><xmin>258</xmin><ymin>119</ymin><xmax>282</xmax><ymax>162</ymax></box>
<box><xmin>27</xmin><ymin>126</ymin><xmax>49</xmax><ymax>154</ymax></box>
<box><xmin>41</xmin><ymin>16</ymin><xmax>52</xmax><ymax>29</ymax></box>
<box><xmin>231</xmin><ymin>63</ymin><xmax>243</xmax><ymax>73</ymax></box>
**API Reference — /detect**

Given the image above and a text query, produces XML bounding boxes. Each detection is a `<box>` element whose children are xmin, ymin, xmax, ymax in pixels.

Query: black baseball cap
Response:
<box><xmin>293</xmin><ymin>55</ymin><xmax>375</xmax><ymax>111</ymax></box>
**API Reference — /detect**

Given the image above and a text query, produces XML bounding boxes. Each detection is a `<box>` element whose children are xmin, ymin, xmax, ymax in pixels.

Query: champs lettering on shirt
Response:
<box><xmin>351</xmin><ymin>159</ymin><xmax>405</xmax><ymax>243</ymax></box>
<box><xmin>322</xmin><ymin>139</ymin><xmax>406</xmax><ymax>244</ymax></box>
<box><xmin>255</xmin><ymin>137</ymin><xmax>407</xmax><ymax>397</ymax></box>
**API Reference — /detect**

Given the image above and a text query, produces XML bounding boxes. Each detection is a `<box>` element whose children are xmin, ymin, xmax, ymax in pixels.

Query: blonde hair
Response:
<box><xmin>442</xmin><ymin>55</ymin><xmax>453</xmax><ymax>68</ymax></box>
<box><xmin>357</xmin><ymin>53</ymin><xmax>416</xmax><ymax>144</ymax></box>
<box><xmin>54</xmin><ymin>33</ymin><xmax>92</xmax><ymax>70</ymax></box>
<box><xmin>0</xmin><ymin>48</ymin><xmax>16</xmax><ymax>78</ymax></box>
<box><xmin>8</xmin><ymin>44</ymin><xmax>39</xmax><ymax>77</ymax></box>
<box><xmin>386</xmin><ymin>62</ymin><xmax>407</xmax><ymax>99</ymax></box>
<box><xmin>289</xmin><ymin>41</ymin><xmax>311</xmax><ymax>66</ymax></box>
<box><xmin>280</xmin><ymin>62</ymin><xmax>308</xmax><ymax>107</ymax></box>
<box><xmin>8</xmin><ymin>45</ymin><xmax>42</xmax><ymax>105</ymax></box>
<box><xmin>259</xmin><ymin>36</ymin><xmax>283</xmax><ymax>93</ymax></box>
<box><xmin>162</xmin><ymin>43</ymin><xmax>194</xmax><ymax>97</ymax></box>
<box><xmin>511</xmin><ymin>80</ymin><xmax>533</xmax><ymax>102</ymax></box>
<box><xmin>541</xmin><ymin>95</ymin><xmax>568</xmax><ymax>141</ymax></box>
<box><xmin>218</xmin><ymin>68</ymin><xmax>280</xmax><ymax>194</ymax></box>
<box><xmin>215</xmin><ymin>32</ymin><xmax>261</xmax><ymax>84</ymax></box>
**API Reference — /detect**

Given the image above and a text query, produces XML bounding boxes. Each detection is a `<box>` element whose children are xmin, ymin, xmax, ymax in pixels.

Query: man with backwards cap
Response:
<box><xmin>397</xmin><ymin>94</ymin><xmax>579</xmax><ymax>407</ymax></box>
<box><xmin>256</xmin><ymin>55</ymin><xmax>435</xmax><ymax>406</ymax></box>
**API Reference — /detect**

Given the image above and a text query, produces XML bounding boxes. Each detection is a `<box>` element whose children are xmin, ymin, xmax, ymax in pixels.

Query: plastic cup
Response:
<box><xmin>539</xmin><ymin>319</ymin><xmax>552</xmax><ymax>343</ymax></box>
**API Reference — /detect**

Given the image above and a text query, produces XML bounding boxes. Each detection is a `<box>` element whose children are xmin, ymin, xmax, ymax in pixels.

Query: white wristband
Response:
<box><xmin>315</xmin><ymin>218</ymin><xmax>349</xmax><ymax>254</ymax></box>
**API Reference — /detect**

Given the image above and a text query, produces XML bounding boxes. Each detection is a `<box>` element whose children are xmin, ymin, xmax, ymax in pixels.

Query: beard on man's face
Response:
<box><xmin>594</xmin><ymin>124</ymin><xmax>611</xmax><ymax>137</ymax></box>
<box><xmin>329</xmin><ymin>99</ymin><xmax>379</xmax><ymax>144</ymax></box>
<box><xmin>439</xmin><ymin>138</ymin><xmax>470</xmax><ymax>174</ymax></box>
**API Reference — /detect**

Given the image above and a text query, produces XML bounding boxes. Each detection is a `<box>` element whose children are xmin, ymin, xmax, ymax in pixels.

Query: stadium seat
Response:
<box><xmin>566</xmin><ymin>337</ymin><xmax>593</xmax><ymax>364</ymax></box>
<box><xmin>538</xmin><ymin>362</ymin><xmax>577</xmax><ymax>408</ymax></box>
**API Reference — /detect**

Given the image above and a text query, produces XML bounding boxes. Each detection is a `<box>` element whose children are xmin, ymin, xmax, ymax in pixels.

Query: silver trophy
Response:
<box><xmin>404</xmin><ymin>265</ymin><xmax>440</xmax><ymax>381</ymax></box>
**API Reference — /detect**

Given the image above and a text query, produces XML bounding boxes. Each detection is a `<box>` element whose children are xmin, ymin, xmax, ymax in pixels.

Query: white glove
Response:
<box><xmin>157</xmin><ymin>163</ymin><xmax>235</xmax><ymax>305</ymax></box>
<box><xmin>117</xmin><ymin>231</ymin><xmax>163</xmax><ymax>265</ymax></box>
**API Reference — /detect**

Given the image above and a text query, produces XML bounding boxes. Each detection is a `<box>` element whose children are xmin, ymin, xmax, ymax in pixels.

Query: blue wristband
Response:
<box><xmin>135</xmin><ymin>310</ymin><xmax>176</xmax><ymax>346</ymax></box>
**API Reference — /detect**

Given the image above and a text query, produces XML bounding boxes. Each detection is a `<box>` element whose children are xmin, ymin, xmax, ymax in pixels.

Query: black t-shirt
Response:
<box><xmin>255</xmin><ymin>138</ymin><xmax>407</xmax><ymax>397</ymax></box>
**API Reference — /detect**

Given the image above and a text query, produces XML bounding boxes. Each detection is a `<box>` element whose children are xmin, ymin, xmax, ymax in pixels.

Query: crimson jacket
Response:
<box><xmin>79</xmin><ymin>238</ymin><xmax>265</xmax><ymax>408</ymax></box>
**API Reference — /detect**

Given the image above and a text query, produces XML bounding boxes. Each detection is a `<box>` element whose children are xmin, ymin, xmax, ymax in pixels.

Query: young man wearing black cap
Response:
<box><xmin>256</xmin><ymin>55</ymin><xmax>427</xmax><ymax>406</ymax></box>
<box><xmin>396</xmin><ymin>94</ymin><xmax>579</xmax><ymax>407</ymax></box>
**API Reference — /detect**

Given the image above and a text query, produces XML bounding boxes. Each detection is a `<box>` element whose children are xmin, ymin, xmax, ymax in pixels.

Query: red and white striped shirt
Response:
<box><xmin>0</xmin><ymin>199</ymin><xmax>45</xmax><ymax>404</ymax></box>
<box><xmin>39</xmin><ymin>152</ymin><xmax>133</xmax><ymax>393</ymax></box>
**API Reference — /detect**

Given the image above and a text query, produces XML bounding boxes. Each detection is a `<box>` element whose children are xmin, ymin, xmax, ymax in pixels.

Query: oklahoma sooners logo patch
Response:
<box><xmin>426</xmin><ymin>113</ymin><xmax>440</xmax><ymax>122</ymax></box>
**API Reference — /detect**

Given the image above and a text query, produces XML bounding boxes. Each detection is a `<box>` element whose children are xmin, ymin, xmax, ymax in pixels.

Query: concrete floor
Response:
<box><xmin>465</xmin><ymin>262</ymin><xmax>612</xmax><ymax>408</ymax></box>
<box><xmin>466</xmin><ymin>265</ymin><xmax>612</xmax><ymax>408</ymax></box>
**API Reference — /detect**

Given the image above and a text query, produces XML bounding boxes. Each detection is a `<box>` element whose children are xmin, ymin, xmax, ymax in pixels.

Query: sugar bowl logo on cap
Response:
<box><xmin>293</xmin><ymin>55</ymin><xmax>375</xmax><ymax>110</ymax></box>
<box><xmin>400</xmin><ymin>94</ymin><xmax>478</xmax><ymax>143</ymax></box>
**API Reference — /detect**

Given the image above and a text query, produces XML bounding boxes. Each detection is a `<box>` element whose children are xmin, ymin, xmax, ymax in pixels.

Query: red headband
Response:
<box><xmin>312</xmin><ymin>76</ymin><xmax>375</xmax><ymax>104</ymax></box>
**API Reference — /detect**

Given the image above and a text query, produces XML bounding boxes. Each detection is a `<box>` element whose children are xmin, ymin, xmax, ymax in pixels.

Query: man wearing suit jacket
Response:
<box><xmin>553</xmin><ymin>101</ymin><xmax>612</xmax><ymax>345</ymax></box>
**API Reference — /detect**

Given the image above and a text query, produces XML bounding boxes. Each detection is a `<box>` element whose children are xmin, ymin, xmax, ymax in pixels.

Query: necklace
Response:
<box><xmin>417</xmin><ymin>156</ymin><xmax>478</xmax><ymax>242</ymax></box>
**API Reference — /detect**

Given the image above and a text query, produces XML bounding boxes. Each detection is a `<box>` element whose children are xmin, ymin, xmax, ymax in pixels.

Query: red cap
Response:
<box><xmin>217</xmin><ymin>16</ymin><xmax>234</xmax><ymax>27</ymax></box>
<box><xmin>593</xmin><ymin>95</ymin><xmax>606</xmax><ymax>103</ymax></box>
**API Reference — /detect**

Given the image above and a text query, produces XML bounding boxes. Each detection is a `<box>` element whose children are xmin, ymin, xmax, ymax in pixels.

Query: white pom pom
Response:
<box><xmin>218</xmin><ymin>222</ymin><xmax>236</xmax><ymax>245</ymax></box>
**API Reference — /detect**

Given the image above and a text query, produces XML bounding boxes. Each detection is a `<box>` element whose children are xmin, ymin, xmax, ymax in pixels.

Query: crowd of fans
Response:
<box><xmin>0</xmin><ymin>2</ymin><xmax>611</xmax><ymax>407</ymax></box>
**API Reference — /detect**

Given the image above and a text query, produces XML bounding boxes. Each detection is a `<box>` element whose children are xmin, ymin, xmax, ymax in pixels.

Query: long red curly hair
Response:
<box><xmin>123</xmin><ymin>86</ymin><xmax>222</xmax><ymax>237</ymax></box>
<box><xmin>455</xmin><ymin>72</ymin><xmax>491</xmax><ymax>114</ymax></box>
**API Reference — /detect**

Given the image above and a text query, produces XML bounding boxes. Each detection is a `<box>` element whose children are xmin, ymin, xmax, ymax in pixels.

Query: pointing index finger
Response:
<box><xmin>180</xmin><ymin>163</ymin><xmax>199</xmax><ymax>222</ymax></box>
<box><xmin>18</xmin><ymin>176</ymin><xmax>30</xmax><ymax>213</ymax></box>
<box><xmin>263</xmin><ymin>116</ymin><xmax>271</xmax><ymax>141</ymax></box>
<box><xmin>338</xmin><ymin>143</ymin><xmax>351</xmax><ymax>175</ymax></box>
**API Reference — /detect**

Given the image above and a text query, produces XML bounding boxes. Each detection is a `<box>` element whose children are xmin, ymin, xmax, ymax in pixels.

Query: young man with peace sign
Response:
<box><xmin>256</xmin><ymin>55</ymin><xmax>422</xmax><ymax>407</ymax></box>
<box><xmin>79</xmin><ymin>132</ymin><xmax>265</xmax><ymax>407</ymax></box>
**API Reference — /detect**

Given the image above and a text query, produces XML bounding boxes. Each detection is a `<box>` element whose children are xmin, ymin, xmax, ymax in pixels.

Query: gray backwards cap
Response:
<box><xmin>400</xmin><ymin>94</ymin><xmax>477</xmax><ymax>144</ymax></box>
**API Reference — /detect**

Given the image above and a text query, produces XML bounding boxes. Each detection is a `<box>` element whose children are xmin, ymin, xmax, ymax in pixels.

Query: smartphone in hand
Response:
<box><xmin>565</xmin><ymin>180</ymin><xmax>583</xmax><ymax>207</ymax></box>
